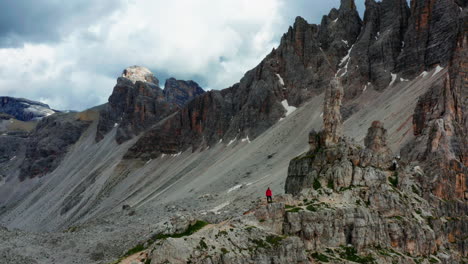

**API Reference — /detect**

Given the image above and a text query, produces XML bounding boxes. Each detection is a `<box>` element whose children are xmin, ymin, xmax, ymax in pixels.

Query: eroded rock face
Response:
<box><xmin>286</xmin><ymin>119</ymin><xmax>395</xmax><ymax>195</ymax></box>
<box><xmin>364</xmin><ymin>121</ymin><xmax>390</xmax><ymax>152</ymax></box>
<box><xmin>19</xmin><ymin>113</ymin><xmax>91</xmax><ymax>180</ymax></box>
<box><xmin>96</xmin><ymin>68</ymin><xmax>205</xmax><ymax>143</ymax></box>
<box><xmin>163</xmin><ymin>78</ymin><xmax>205</xmax><ymax>107</ymax></box>
<box><xmin>397</xmin><ymin>0</ymin><xmax>461</xmax><ymax>77</ymax></box>
<box><xmin>341</xmin><ymin>0</ymin><xmax>410</xmax><ymax>93</ymax></box>
<box><xmin>323</xmin><ymin>77</ymin><xmax>344</xmax><ymax>146</ymax></box>
<box><xmin>402</xmin><ymin>11</ymin><xmax>467</xmax><ymax>200</ymax></box>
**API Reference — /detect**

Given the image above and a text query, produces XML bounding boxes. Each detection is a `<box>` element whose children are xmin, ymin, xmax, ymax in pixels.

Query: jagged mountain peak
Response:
<box><xmin>163</xmin><ymin>78</ymin><xmax>205</xmax><ymax>108</ymax></box>
<box><xmin>122</xmin><ymin>65</ymin><xmax>160</xmax><ymax>86</ymax></box>
<box><xmin>339</xmin><ymin>0</ymin><xmax>358</xmax><ymax>11</ymax></box>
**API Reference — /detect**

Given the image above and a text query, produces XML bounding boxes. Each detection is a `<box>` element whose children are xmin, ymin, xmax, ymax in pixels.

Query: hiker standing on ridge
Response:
<box><xmin>266</xmin><ymin>187</ymin><xmax>273</xmax><ymax>203</ymax></box>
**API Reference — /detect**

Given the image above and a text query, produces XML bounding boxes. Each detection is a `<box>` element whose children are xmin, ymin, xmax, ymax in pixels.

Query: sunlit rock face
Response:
<box><xmin>122</xmin><ymin>66</ymin><xmax>159</xmax><ymax>86</ymax></box>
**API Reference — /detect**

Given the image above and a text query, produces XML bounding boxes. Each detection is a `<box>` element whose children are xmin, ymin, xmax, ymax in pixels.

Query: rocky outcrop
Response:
<box><xmin>323</xmin><ymin>77</ymin><xmax>344</xmax><ymax>146</ymax></box>
<box><xmin>96</xmin><ymin>67</ymin><xmax>204</xmax><ymax>143</ymax></box>
<box><xmin>164</xmin><ymin>78</ymin><xmax>205</xmax><ymax>107</ymax></box>
<box><xmin>19</xmin><ymin>113</ymin><xmax>91</xmax><ymax>180</ymax></box>
<box><xmin>0</xmin><ymin>96</ymin><xmax>56</xmax><ymax>121</ymax></box>
<box><xmin>364</xmin><ymin>121</ymin><xmax>391</xmax><ymax>153</ymax></box>
<box><xmin>401</xmin><ymin>8</ymin><xmax>467</xmax><ymax>200</ymax></box>
<box><xmin>397</xmin><ymin>0</ymin><xmax>462</xmax><ymax>77</ymax></box>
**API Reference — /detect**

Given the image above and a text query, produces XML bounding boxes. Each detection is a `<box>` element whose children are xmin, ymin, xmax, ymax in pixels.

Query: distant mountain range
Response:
<box><xmin>0</xmin><ymin>96</ymin><xmax>56</xmax><ymax>121</ymax></box>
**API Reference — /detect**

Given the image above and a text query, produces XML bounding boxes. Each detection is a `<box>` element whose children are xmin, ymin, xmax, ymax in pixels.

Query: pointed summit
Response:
<box><xmin>339</xmin><ymin>0</ymin><xmax>357</xmax><ymax>11</ymax></box>
<box><xmin>323</xmin><ymin>77</ymin><xmax>344</xmax><ymax>146</ymax></box>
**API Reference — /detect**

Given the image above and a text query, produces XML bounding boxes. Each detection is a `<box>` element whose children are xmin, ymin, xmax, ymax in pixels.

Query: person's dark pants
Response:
<box><xmin>267</xmin><ymin>196</ymin><xmax>272</xmax><ymax>203</ymax></box>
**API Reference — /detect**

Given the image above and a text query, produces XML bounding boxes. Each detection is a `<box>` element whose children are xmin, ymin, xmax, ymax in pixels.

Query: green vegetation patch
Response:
<box><xmin>124</xmin><ymin>243</ymin><xmax>146</xmax><ymax>257</ymax></box>
<box><xmin>313</xmin><ymin>178</ymin><xmax>322</xmax><ymax>190</ymax></box>
<box><xmin>389</xmin><ymin>172</ymin><xmax>398</xmax><ymax>187</ymax></box>
<box><xmin>411</xmin><ymin>185</ymin><xmax>420</xmax><ymax>196</ymax></box>
<box><xmin>339</xmin><ymin>246</ymin><xmax>376</xmax><ymax>263</ymax></box>
<box><xmin>286</xmin><ymin>207</ymin><xmax>303</xmax><ymax>213</ymax></box>
<box><xmin>311</xmin><ymin>252</ymin><xmax>330</xmax><ymax>262</ymax></box>
<box><xmin>119</xmin><ymin>220</ymin><xmax>210</xmax><ymax>262</ymax></box>
<box><xmin>250</xmin><ymin>238</ymin><xmax>268</xmax><ymax>249</ymax></box>
<box><xmin>154</xmin><ymin>220</ymin><xmax>209</xmax><ymax>241</ymax></box>
<box><xmin>327</xmin><ymin>179</ymin><xmax>335</xmax><ymax>190</ymax></box>
<box><xmin>265</xmin><ymin>235</ymin><xmax>285</xmax><ymax>246</ymax></box>
<box><xmin>306</xmin><ymin>204</ymin><xmax>317</xmax><ymax>212</ymax></box>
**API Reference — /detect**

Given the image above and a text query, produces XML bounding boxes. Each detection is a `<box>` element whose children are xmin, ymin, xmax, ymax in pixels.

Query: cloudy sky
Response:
<box><xmin>0</xmin><ymin>0</ymin><xmax>368</xmax><ymax>111</ymax></box>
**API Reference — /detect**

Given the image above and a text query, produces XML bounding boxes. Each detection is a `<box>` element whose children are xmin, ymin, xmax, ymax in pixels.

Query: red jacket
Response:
<box><xmin>266</xmin><ymin>189</ymin><xmax>272</xmax><ymax>197</ymax></box>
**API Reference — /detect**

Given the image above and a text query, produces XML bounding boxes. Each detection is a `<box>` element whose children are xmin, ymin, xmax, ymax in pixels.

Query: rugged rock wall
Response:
<box><xmin>19</xmin><ymin>113</ymin><xmax>92</xmax><ymax>180</ymax></box>
<box><xmin>96</xmin><ymin>66</ymin><xmax>205</xmax><ymax>143</ymax></box>
<box><xmin>401</xmin><ymin>8</ymin><xmax>467</xmax><ymax>201</ymax></box>
<box><xmin>164</xmin><ymin>78</ymin><xmax>205</xmax><ymax>108</ymax></box>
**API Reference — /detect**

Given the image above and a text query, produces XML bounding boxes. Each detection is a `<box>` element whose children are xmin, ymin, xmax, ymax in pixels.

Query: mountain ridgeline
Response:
<box><xmin>0</xmin><ymin>0</ymin><xmax>466</xmax><ymax>263</ymax></box>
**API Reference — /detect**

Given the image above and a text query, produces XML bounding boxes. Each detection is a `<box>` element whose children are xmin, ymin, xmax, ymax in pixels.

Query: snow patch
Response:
<box><xmin>338</xmin><ymin>45</ymin><xmax>354</xmax><ymax>77</ymax></box>
<box><xmin>364</xmin><ymin>82</ymin><xmax>371</xmax><ymax>91</ymax></box>
<box><xmin>241</xmin><ymin>136</ymin><xmax>251</xmax><ymax>143</ymax></box>
<box><xmin>114</xmin><ymin>123</ymin><xmax>119</xmax><ymax>127</ymax></box>
<box><xmin>341</xmin><ymin>39</ymin><xmax>348</xmax><ymax>46</ymax></box>
<box><xmin>332</xmin><ymin>18</ymin><xmax>338</xmax><ymax>23</ymax></box>
<box><xmin>432</xmin><ymin>65</ymin><xmax>444</xmax><ymax>77</ymax></box>
<box><xmin>219</xmin><ymin>139</ymin><xmax>223</xmax><ymax>143</ymax></box>
<box><xmin>146</xmin><ymin>159</ymin><xmax>152</xmax><ymax>164</ymax></box>
<box><xmin>227</xmin><ymin>138</ymin><xmax>237</xmax><ymax>146</ymax></box>
<box><xmin>10</xmin><ymin>156</ymin><xmax>16</xmax><ymax>161</ymax></box>
<box><xmin>21</xmin><ymin>103</ymin><xmax>55</xmax><ymax>119</ymax></box>
<box><xmin>227</xmin><ymin>184</ymin><xmax>243</xmax><ymax>193</ymax></box>
<box><xmin>210</xmin><ymin>201</ymin><xmax>230</xmax><ymax>214</ymax></box>
<box><xmin>400</xmin><ymin>78</ymin><xmax>409</xmax><ymax>82</ymax></box>
<box><xmin>281</xmin><ymin>100</ymin><xmax>296</xmax><ymax>117</ymax></box>
<box><xmin>171</xmin><ymin>152</ymin><xmax>182</xmax><ymax>157</ymax></box>
<box><xmin>276</xmin><ymin>74</ymin><xmax>285</xmax><ymax>86</ymax></box>
<box><xmin>419</xmin><ymin>71</ymin><xmax>429</xmax><ymax>78</ymax></box>
<box><xmin>389</xmin><ymin>73</ymin><xmax>397</xmax><ymax>86</ymax></box>
<box><xmin>161</xmin><ymin>154</ymin><xmax>166</xmax><ymax>158</ymax></box>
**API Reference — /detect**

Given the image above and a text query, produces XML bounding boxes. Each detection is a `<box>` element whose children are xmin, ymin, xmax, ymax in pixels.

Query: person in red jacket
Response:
<box><xmin>266</xmin><ymin>187</ymin><xmax>273</xmax><ymax>203</ymax></box>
